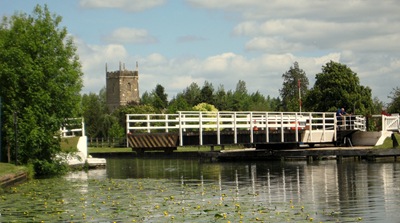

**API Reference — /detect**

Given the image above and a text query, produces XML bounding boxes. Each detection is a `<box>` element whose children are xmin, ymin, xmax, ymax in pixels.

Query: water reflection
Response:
<box><xmin>100</xmin><ymin>158</ymin><xmax>400</xmax><ymax>222</ymax></box>
<box><xmin>3</xmin><ymin>158</ymin><xmax>399</xmax><ymax>222</ymax></box>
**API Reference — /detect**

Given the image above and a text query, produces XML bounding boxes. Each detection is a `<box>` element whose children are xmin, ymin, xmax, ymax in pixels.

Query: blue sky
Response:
<box><xmin>1</xmin><ymin>0</ymin><xmax>399</xmax><ymax>105</ymax></box>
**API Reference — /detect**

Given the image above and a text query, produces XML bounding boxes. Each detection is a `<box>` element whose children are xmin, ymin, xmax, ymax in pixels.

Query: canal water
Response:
<box><xmin>1</xmin><ymin>158</ymin><xmax>400</xmax><ymax>222</ymax></box>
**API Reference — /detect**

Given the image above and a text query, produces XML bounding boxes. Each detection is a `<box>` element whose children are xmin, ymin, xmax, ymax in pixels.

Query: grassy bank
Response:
<box><xmin>0</xmin><ymin>163</ymin><xmax>29</xmax><ymax>177</ymax></box>
<box><xmin>0</xmin><ymin>163</ymin><xmax>32</xmax><ymax>191</ymax></box>
<box><xmin>374</xmin><ymin>132</ymin><xmax>400</xmax><ymax>149</ymax></box>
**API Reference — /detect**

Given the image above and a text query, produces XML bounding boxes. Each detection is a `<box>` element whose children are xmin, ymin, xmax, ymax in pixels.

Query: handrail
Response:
<box><xmin>381</xmin><ymin>114</ymin><xmax>400</xmax><ymax>132</ymax></box>
<box><xmin>60</xmin><ymin>118</ymin><xmax>85</xmax><ymax>137</ymax></box>
<box><xmin>126</xmin><ymin>111</ymin><xmax>358</xmax><ymax>146</ymax></box>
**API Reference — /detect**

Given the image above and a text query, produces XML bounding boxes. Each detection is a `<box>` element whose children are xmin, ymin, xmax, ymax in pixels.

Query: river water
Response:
<box><xmin>1</xmin><ymin>158</ymin><xmax>400</xmax><ymax>222</ymax></box>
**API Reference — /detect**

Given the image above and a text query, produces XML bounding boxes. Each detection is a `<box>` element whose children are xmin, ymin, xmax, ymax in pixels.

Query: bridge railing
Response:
<box><xmin>60</xmin><ymin>118</ymin><xmax>85</xmax><ymax>137</ymax></box>
<box><xmin>126</xmin><ymin>111</ymin><xmax>359</xmax><ymax>146</ymax></box>
<box><xmin>382</xmin><ymin>114</ymin><xmax>400</xmax><ymax>132</ymax></box>
<box><xmin>338</xmin><ymin>115</ymin><xmax>366</xmax><ymax>131</ymax></box>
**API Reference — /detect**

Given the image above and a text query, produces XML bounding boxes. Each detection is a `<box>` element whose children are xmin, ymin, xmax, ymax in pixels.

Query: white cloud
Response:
<box><xmin>187</xmin><ymin>0</ymin><xmax>400</xmax><ymax>22</ymax></box>
<box><xmin>75</xmin><ymin>37</ymin><xmax>132</xmax><ymax>94</ymax></box>
<box><xmin>74</xmin><ymin>0</ymin><xmax>399</xmax><ymax>103</ymax></box>
<box><xmin>245</xmin><ymin>37</ymin><xmax>306</xmax><ymax>53</ymax></box>
<box><xmin>105</xmin><ymin>28</ymin><xmax>157</xmax><ymax>44</ymax></box>
<box><xmin>79</xmin><ymin>0</ymin><xmax>165</xmax><ymax>12</ymax></box>
<box><xmin>77</xmin><ymin>30</ymin><xmax>395</xmax><ymax>103</ymax></box>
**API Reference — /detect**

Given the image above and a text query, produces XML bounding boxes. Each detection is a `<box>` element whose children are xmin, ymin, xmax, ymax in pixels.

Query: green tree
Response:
<box><xmin>279</xmin><ymin>62</ymin><xmax>309</xmax><ymax>112</ymax></box>
<box><xmin>167</xmin><ymin>93</ymin><xmax>191</xmax><ymax>113</ymax></box>
<box><xmin>112</xmin><ymin>104</ymin><xmax>157</xmax><ymax>132</ymax></box>
<box><xmin>231</xmin><ymin>80</ymin><xmax>250</xmax><ymax>111</ymax></box>
<box><xmin>108</xmin><ymin>122</ymin><xmax>124</xmax><ymax>139</ymax></box>
<box><xmin>199</xmin><ymin>81</ymin><xmax>214</xmax><ymax>104</ymax></box>
<box><xmin>140</xmin><ymin>91</ymin><xmax>152</xmax><ymax>105</ymax></box>
<box><xmin>81</xmin><ymin>89</ymin><xmax>108</xmax><ymax>138</ymax></box>
<box><xmin>140</xmin><ymin>84</ymin><xmax>168</xmax><ymax>112</ymax></box>
<box><xmin>182</xmin><ymin>82</ymin><xmax>201</xmax><ymax>107</ymax></box>
<box><xmin>192</xmin><ymin>102</ymin><xmax>218</xmax><ymax>112</ymax></box>
<box><xmin>0</xmin><ymin>5</ymin><xmax>83</xmax><ymax>175</ymax></box>
<box><xmin>304</xmin><ymin>61</ymin><xmax>373</xmax><ymax>114</ymax></box>
<box><xmin>387</xmin><ymin>87</ymin><xmax>400</xmax><ymax>113</ymax></box>
<box><xmin>153</xmin><ymin>84</ymin><xmax>168</xmax><ymax>111</ymax></box>
<box><xmin>213</xmin><ymin>85</ymin><xmax>228</xmax><ymax>110</ymax></box>
<box><xmin>248</xmin><ymin>91</ymin><xmax>272</xmax><ymax>111</ymax></box>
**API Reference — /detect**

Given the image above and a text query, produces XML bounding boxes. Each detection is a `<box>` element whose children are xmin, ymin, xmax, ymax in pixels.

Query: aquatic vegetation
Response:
<box><xmin>0</xmin><ymin>174</ymin><xmax>362</xmax><ymax>222</ymax></box>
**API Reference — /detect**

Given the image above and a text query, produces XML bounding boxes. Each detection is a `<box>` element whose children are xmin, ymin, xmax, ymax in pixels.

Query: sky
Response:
<box><xmin>1</xmin><ymin>0</ymin><xmax>399</xmax><ymax>104</ymax></box>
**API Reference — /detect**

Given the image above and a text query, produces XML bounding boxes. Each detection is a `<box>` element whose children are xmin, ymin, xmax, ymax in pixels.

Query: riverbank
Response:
<box><xmin>0</xmin><ymin>163</ymin><xmax>30</xmax><ymax>190</ymax></box>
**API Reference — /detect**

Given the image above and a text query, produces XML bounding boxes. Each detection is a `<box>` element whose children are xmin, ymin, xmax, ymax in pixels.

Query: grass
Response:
<box><xmin>0</xmin><ymin>136</ymin><xmax>81</xmax><ymax>182</ymax></box>
<box><xmin>374</xmin><ymin>132</ymin><xmax>400</xmax><ymax>149</ymax></box>
<box><xmin>0</xmin><ymin>162</ymin><xmax>29</xmax><ymax>177</ymax></box>
<box><xmin>60</xmin><ymin>136</ymin><xmax>80</xmax><ymax>153</ymax></box>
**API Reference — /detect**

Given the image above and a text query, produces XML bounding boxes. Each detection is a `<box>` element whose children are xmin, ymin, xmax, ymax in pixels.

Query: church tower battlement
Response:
<box><xmin>106</xmin><ymin>62</ymin><xmax>140</xmax><ymax>112</ymax></box>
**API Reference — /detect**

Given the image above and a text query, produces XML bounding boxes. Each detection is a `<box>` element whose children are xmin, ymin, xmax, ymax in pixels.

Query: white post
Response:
<box><xmin>126</xmin><ymin>114</ymin><xmax>129</xmax><ymax>147</ymax></box>
<box><xmin>199</xmin><ymin>112</ymin><xmax>203</xmax><ymax>145</ymax></box>
<box><xmin>250</xmin><ymin>112</ymin><xmax>254</xmax><ymax>143</ymax></box>
<box><xmin>217</xmin><ymin>112</ymin><xmax>220</xmax><ymax>145</ymax></box>
<box><xmin>179</xmin><ymin>112</ymin><xmax>183</xmax><ymax>146</ymax></box>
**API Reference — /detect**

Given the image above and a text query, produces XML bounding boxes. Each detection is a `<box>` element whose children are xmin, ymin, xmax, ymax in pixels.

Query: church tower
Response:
<box><xmin>106</xmin><ymin>62</ymin><xmax>140</xmax><ymax>112</ymax></box>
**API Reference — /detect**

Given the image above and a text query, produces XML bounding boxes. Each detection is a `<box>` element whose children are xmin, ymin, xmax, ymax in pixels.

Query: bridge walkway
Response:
<box><xmin>126</xmin><ymin>111</ymin><xmax>367</xmax><ymax>151</ymax></box>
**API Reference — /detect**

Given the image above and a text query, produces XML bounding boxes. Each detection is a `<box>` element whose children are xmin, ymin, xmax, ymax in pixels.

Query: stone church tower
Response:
<box><xmin>106</xmin><ymin>62</ymin><xmax>140</xmax><ymax>112</ymax></box>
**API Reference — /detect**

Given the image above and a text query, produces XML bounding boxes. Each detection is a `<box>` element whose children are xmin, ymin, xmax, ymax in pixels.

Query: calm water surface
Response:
<box><xmin>1</xmin><ymin>158</ymin><xmax>400</xmax><ymax>222</ymax></box>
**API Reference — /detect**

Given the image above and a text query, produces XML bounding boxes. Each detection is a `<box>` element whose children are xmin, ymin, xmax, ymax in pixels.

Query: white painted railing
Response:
<box><xmin>126</xmin><ymin>111</ymin><xmax>366</xmax><ymax>146</ymax></box>
<box><xmin>126</xmin><ymin>112</ymin><xmax>334</xmax><ymax>132</ymax></box>
<box><xmin>382</xmin><ymin>114</ymin><xmax>400</xmax><ymax>132</ymax></box>
<box><xmin>338</xmin><ymin>115</ymin><xmax>366</xmax><ymax>131</ymax></box>
<box><xmin>60</xmin><ymin>118</ymin><xmax>85</xmax><ymax>137</ymax></box>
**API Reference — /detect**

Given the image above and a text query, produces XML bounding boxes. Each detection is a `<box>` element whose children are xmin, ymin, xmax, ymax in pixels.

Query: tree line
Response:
<box><xmin>1</xmin><ymin>5</ymin><xmax>399</xmax><ymax>176</ymax></box>
<box><xmin>82</xmin><ymin>60</ymin><xmax>399</xmax><ymax>140</ymax></box>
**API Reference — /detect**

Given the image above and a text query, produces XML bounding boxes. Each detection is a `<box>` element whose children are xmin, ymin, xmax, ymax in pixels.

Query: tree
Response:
<box><xmin>182</xmin><ymin>82</ymin><xmax>201</xmax><ymax>107</ymax></box>
<box><xmin>213</xmin><ymin>85</ymin><xmax>228</xmax><ymax>110</ymax></box>
<box><xmin>248</xmin><ymin>91</ymin><xmax>272</xmax><ymax>111</ymax></box>
<box><xmin>304</xmin><ymin>61</ymin><xmax>373</xmax><ymax>114</ymax></box>
<box><xmin>112</xmin><ymin>104</ymin><xmax>157</xmax><ymax>132</ymax></box>
<box><xmin>140</xmin><ymin>91</ymin><xmax>152</xmax><ymax>105</ymax></box>
<box><xmin>199</xmin><ymin>81</ymin><xmax>214</xmax><ymax>104</ymax></box>
<box><xmin>81</xmin><ymin>89</ymin><xmax>108</xmax><ymax>138</ymax></box>
<box><xmin>153</xmin><ymin>84</ymin><xmax>168</xmax><ymax>111</ymax></box>
<box><xmin>192</xmin><ymin>102</ymin><xmax>218</xmax><ymax>112</ymax></box>
<box><xmin>279</xmin><ymin>62</ymin><xmax>309</xmax><ymax>112</ymax></box>
<box><xmin>231</xmin><ymin>80</ymin><xmax>250</xmax><ymax>111</ymax></box>
<box><xmin>140</xmin><ymin>84</ymin><xmax>168</xmax><ymax>112</ymax></box>
<box><xmin>0</xmin><ymin>5</ymin><xmax>83</xmax><ymax>175</ymax></box>
<box><xmin>387</xmin><ymin>87</ymin><xmax>400</xmax><ymax>113</ymax></box>
<box><xmin>167</xmin><ymin>93</ymin><xmax>191</xmax><ymax>113</ymax></box>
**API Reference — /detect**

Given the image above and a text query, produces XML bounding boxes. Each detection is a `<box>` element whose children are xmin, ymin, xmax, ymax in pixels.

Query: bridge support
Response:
<box><xmin>392</xmin><ymin>133</ymin><xmax>399</xmax><ymax>148</ymax></box>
